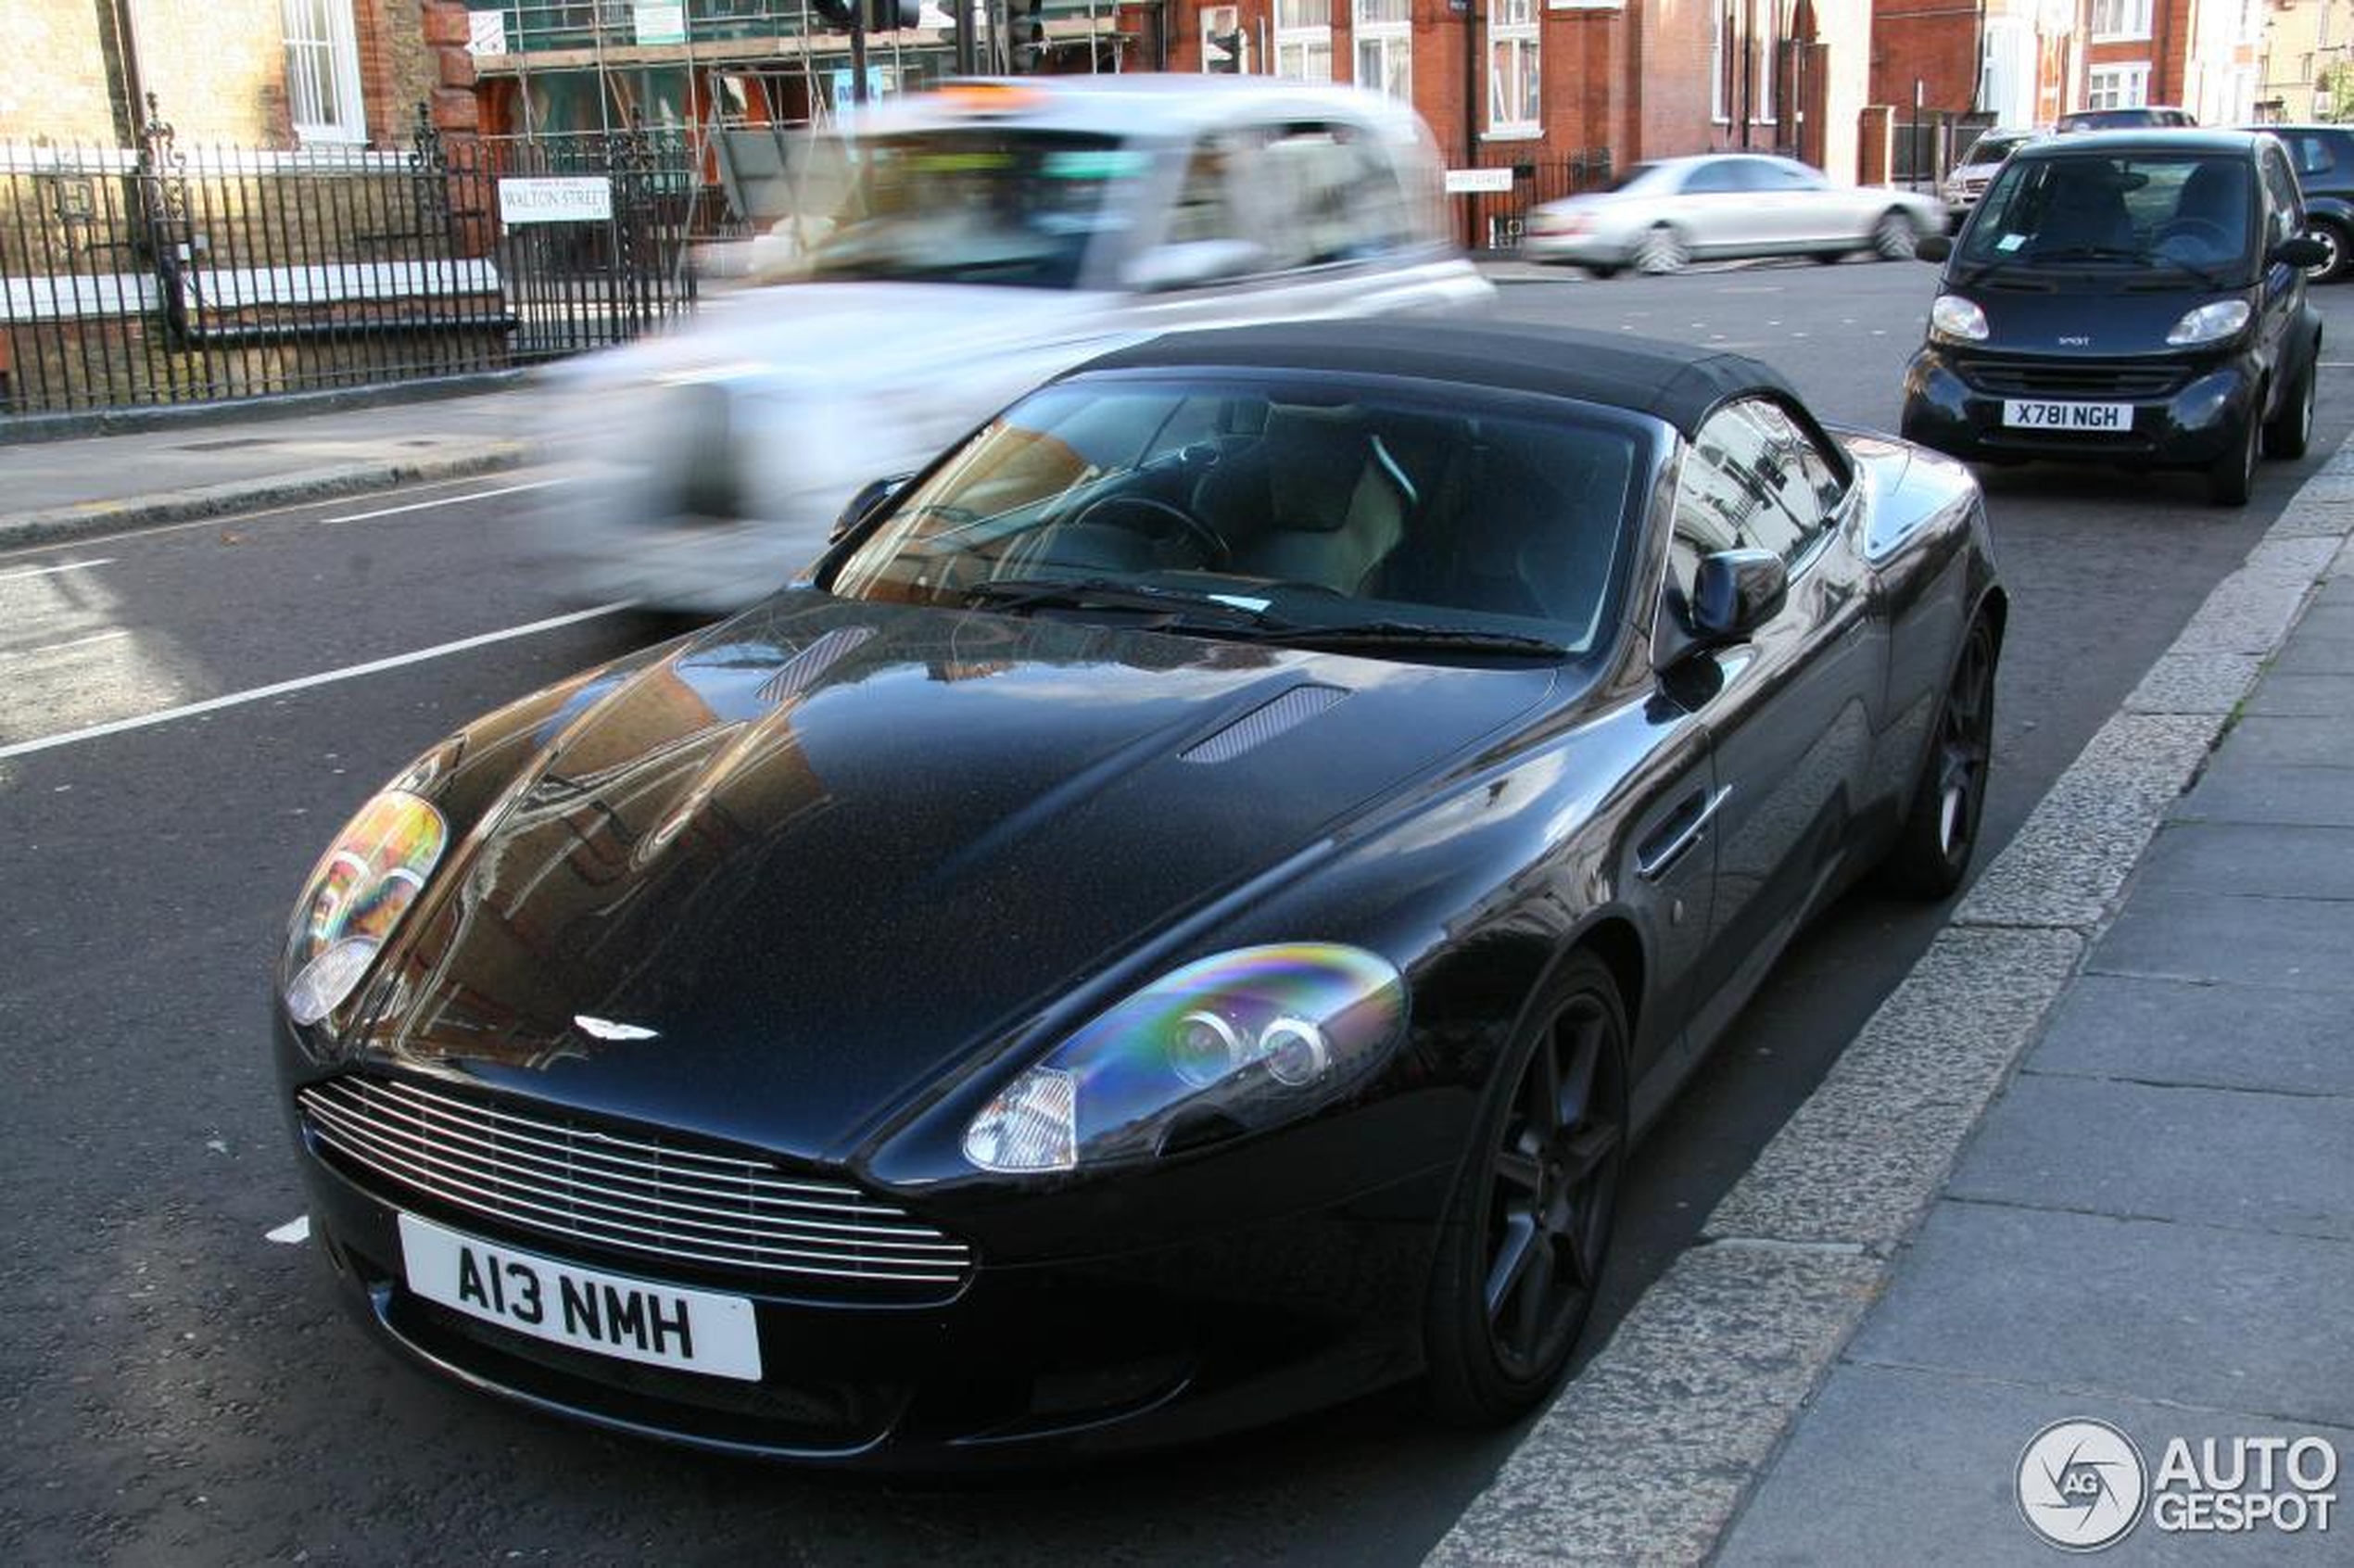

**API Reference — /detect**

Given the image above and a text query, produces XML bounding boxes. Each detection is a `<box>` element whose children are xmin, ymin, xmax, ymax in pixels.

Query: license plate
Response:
<box><xmin>2002</xmin><ymin>398</ymin><xmax>2132</xmax><ymax>431</ymax></box>
<box><xmin>397</xmin><ymin>1212</ymin><xmax>762</xmax><ymax>1382</ymax></box>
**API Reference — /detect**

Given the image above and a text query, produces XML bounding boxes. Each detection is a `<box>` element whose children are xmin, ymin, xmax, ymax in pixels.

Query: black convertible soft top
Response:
<box><xmin>1071</xmin><ymin>320</ymin><xmax>1802</xmax><ymax>439</ymax></box>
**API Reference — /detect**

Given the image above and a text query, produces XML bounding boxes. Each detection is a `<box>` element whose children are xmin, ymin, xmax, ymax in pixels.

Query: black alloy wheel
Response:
<box><xmin>1425</xmin><ymin>955</ymin><xmax>1627</xmax><ymax>1424</ymax></box>
<box><xmin>2208</xmin><ymin>398</ymin><xmax>2261</xmax><ymax>506</ymax></box>
<box><xmin>1880</xmin><ymin>613</ymin><xmax>1998</xmax><ymax>899</ymax></box>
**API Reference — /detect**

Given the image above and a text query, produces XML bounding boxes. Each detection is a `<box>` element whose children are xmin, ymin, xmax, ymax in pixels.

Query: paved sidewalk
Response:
<box><xmin>1716</xmin><ymin>558</ymin><xmax>2354</xmax><ymax>1563</ymax></box>
<box><xmin>0</xmin><ymin>386</ymin><xmax>534</xmax><ymax>550</ymax></box>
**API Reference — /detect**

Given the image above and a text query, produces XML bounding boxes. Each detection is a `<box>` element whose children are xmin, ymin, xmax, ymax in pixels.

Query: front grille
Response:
<box><xmin>1963</xmin><ymin>360</ymin><xmax>2187</xmax><ymax>399</ymax></box>
<box><xmin>298</xmin><ymin>1075</ymin><xmax>973</xmax><ymax>1298</ymax></box>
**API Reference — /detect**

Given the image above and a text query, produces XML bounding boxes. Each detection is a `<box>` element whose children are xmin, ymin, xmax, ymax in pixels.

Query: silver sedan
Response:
<box><xmin>1524</xmin><ymin>154</ymin><xmax>1946</xmax><ymax>276</ymax></box>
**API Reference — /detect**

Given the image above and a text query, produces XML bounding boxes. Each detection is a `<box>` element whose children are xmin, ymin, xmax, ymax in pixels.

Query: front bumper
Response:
<box><xmin>1898</xmin><ymin>347</ymin><xmax>2255</xmax><ymax>469</ymax></box>
<box><xmin>278</xmin><ymin>1046</ymin><xmax>1453</xmax><ymax>1467</ymax></box>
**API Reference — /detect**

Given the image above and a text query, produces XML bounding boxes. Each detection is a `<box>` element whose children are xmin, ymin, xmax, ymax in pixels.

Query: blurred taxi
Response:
<box><xmin>1522</xmin><ymin>154</ymin><xmax>1943</xmax><ymax>277</ymax></box>
<box><xmin>530</xmin><ymin>76</ymin><xmax>1490</xmax><ymax>612</ymax></box>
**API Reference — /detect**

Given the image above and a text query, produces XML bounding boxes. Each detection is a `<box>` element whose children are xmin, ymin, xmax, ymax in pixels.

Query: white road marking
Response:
<box><xmin>324</xmin><ymin>476</ymin><xmax>571</xmax><ymax>525</ymax></box>
<box><xmin>265</xmin><ymin>1216</ymin><xmax>311</xmax><ymax>1245</ymax></box>
<box><xmin>0</xmin><ymin>556</ymin><xmax>114</xmax><ymax>583</ymax></box>
<box><xmin>5</xmin><ymin>627</ymin><xmax>130</xmax><ymax>658</ymax></box>
<box><xmin>0</xmin><ymin>601</ymin><xmax>633</xmax><ymax>760</ymax></box>
<box><xmin>0</xmin><ymin>470</ymin><xmax>563</xmax><ymax>563</ymax></box>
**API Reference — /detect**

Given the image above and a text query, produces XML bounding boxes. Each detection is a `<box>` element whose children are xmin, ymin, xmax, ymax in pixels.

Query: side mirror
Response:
<box><xmin>2274</xmin><ymin>234</ymin><xmax>2330</xmax><ymax>271</ymax></box>
<box><xmin>1914</xmin><ymin>234</ymin><xmax>1953</xmax><ymax>263</ymax></box>
<box><xmin>829</xmin><ymin>473</ymin><xmax>912</xmax><ymax>543</ymax></box>
<box><xmin>1123</xmin><ymin>238</ymin><xmax>1268</xmax><ymax>293</ymax></box>
<box><xmin>1691</xmin><ymin>549</ymin><xmax>1789</xmax><ymax>642</ymax></box>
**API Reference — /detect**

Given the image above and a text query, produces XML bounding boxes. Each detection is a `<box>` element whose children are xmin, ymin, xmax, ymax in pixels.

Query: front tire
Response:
<box><xmin>1871</xmin><ymin>209</ymin><xmax>1917</xmax><ymax>260</ymax></box>
<box><xmin>1879</xmin><ymin>613</ymin><xmax>1997</xmax><ymax>899</ymax></box>
<box><xmin>2264</xmin><ymin>351</ymin><xmax>2317</xmax><ymax>460</ymax></box>
<box><xmin>1583</xmin><ymin>262</ymin><xmax>1624</xmax><ymax>280</ymax></box>
<box><xmin>1424</xmin><ymin>955</ymin><xmax>1628</xmax><ymax>1426</ymax></box>
<box><xmin>1633</xmin><ymin>225</ymin><xmax>1688</xmax><ymax>275</ymax></box>
<box><xmin>2208</xmin><ymin>397</ymin><xmax>2261</xmax><ymax>506</ymax></box>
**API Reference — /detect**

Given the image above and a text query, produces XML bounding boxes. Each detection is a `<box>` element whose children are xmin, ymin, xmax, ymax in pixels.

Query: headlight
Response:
<box><xmin>2166</xmin><ymin>299</ymin><xmax>2251</xmax><ymax>346</ymax></box>
<box><xmin>1930</xmin><ymin>295</ymin><xmax>1990</xmax><ymax>343</ymax></box>
<box><xmin>282</xmin><ymin>790</ymin><xmax>448</xmax><ymax>1025</ymax></box>
<box><xmin>960</xmin><ymin>944</ymin><xmax>1407</xmax><ymax>1173</ymax></box>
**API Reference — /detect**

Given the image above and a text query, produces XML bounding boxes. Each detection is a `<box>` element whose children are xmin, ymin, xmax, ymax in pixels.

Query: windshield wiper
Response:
<box><xmin>1245</xmin><ymin>621</ymin><xmax>1570</xmax><ymax>659</ymax></box>
<box><xmin>964</xmin><ymin>576</ymin><xmax>1267</xmax><ymax>622</ymax></box>
<box><xmin>2027</xmin><ymin>245</ymin><xmax>2152</xmax><ymax>267</ymax></box>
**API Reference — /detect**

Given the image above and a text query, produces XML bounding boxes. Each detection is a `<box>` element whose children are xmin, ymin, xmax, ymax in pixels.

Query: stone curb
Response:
<box><xmin>1427</xmin><ymin>446</ymin><xmax>2354</xmax><ymax>1566</ymax></box>
<box><xmin>0</xmin><ymin>441</ymin><xmax>529</xmax><ymax>553</ymax></box>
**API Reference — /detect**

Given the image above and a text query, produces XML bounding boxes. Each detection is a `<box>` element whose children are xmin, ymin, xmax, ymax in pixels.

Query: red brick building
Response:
<box><xmin>1160</xmin><ymin>0</ymin><xmax>1879</xmax><ymax>240</ymax></box>
<box><xmin>0</xmin><ymin>1</ymin><xmax>478</xmax><ymax>151</ymax></box>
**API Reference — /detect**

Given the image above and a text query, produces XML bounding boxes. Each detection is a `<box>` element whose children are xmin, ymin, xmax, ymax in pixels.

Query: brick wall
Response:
<box><xmin>1</xmin><ymin>2</ymin><xmax>126</xmax><ymax>144</ymax></box>
<box><xmin>1870</xmin><ymin>1</ymin><xmax>1980</xmax><ymax>114</ymax></box>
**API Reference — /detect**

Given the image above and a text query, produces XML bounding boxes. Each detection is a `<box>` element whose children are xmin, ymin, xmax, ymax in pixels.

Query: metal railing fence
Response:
<box><xmin>0</xmin><ymin>99</ymin><xmax>700</xmax><ymax>417</ymax></box>
<box><xmin>1441</xmin><ymin>148</ymin><xmax>1616</xmax><ymax>253</ymax></box>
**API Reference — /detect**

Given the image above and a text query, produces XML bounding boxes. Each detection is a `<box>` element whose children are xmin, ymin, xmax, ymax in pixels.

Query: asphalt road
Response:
<box><xmin>3</xmin><ymin>259</ymin><xmax>2349</xmax><ymax>1565</ymax></box>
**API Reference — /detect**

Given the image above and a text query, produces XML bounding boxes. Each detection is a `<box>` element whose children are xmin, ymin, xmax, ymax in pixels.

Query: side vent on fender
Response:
<box><xmin>1180</xmin><ymin>684</ymin><xmax>1349</xmax><ymax>765</ymax></box>
<box><xmin>756</xmin><ymin>626</ymin><xmax>875</xmax><ymax>706</ymax></box>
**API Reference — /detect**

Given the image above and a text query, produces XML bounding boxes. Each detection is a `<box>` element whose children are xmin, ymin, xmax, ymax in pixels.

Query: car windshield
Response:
<box><xmin>1964</xmin><ymin>133</ymin><xmax>2032</xmax><ymax>167</ymax></box>
<box><xmin>793</xmin><ymin>130</ymin><xmax>1151</xmax><ymax>290</ymax></box>
<box><xmin>828</xmin><ymin>376</ymin><xmax>1648</xmax><ymax>659</ymax></box>
<box><xmin>1959</xmin><ymin>152</ymin><xmax>2253</xmax><ymax>274</ymax></box>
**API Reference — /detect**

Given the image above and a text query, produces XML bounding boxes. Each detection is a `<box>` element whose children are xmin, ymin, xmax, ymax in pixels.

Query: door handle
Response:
<box><xmin>1637</xmin><ymin>785</ymin><xmax>1730</xmax><ymax>881</ymax></box>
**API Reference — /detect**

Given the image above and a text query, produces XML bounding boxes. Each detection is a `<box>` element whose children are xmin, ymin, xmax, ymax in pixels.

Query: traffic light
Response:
<box><xmin>1009</xmin><ymin>0</ymin><xmax>1046</xmax><ymax>70</ymax></box>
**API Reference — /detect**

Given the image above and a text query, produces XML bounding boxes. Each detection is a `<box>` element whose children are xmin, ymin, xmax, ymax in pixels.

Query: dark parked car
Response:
<box><xmin>2244</xmin><ymin>123</ymin><xmax>2354</xmax><ymax>282</ymax></box>
<box><xmin>2057</xmin><ymin>106</ymin><xmax>2196</xmax><ymax>133</ymax></box>
<box><xmin>275</xmin><ymin>321</ymin><xmax>2004</xmax><ymax>1466</ymax></box>
<box><xmin>1903</xmin><ymin>131</ymin><xmax>2326</xmax><ymax>504</ymax></box>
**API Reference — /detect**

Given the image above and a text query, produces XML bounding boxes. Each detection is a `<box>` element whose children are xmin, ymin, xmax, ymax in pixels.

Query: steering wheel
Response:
<box><xmin>2155</xmin><ymin>216</ymin><xmax>2233</xmax><ymax>250</ymax></box>
<box><xmin>1070</xmin><ymin>494</ymin><xmax>1230</xmax><ymax>569</ymax></box>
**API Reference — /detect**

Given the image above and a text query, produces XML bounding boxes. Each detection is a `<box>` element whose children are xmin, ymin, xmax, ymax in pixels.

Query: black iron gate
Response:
<box><xmin>0</xmin><ymin>98</ymin><xmax>699</xmax><ymax>418</ymax></box>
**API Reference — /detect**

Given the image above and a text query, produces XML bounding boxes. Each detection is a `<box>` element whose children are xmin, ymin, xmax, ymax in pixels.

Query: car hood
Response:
<box><xmin>1947</xmin><ymin>279</ymin><xmax>2248</xmax><ymax>353</ymax></box>
<box><xmin>349</xmin><ymin>595</ymin><xmax>1558</xmax><ymax>1161</ymax></box>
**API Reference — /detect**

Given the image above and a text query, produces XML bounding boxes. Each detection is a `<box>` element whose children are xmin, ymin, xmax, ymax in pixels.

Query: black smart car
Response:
<box><xmin>1902</xmin><ymin>130</ymin><xmax>2326</xmax><ymax>505</ymax></box>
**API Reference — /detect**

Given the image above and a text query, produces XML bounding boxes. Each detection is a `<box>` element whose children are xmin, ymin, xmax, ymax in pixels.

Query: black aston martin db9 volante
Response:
<box><xmin>275</xmin><ymin>322</ymin><xmax>2003</xmax><ymax>1465</ymax></box>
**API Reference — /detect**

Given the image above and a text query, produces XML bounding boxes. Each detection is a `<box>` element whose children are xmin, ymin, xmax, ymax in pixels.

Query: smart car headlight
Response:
<box><xmin>282</xmin><ymin>790</ymin><xmax>448</xmax><ymax>1025</ymax></box>
<box><xmin>960</xmin><ymin>945</ymin><xmax>1407</xmax><ymax>1173</ymax></box>
<box><xmin>1930</xmin><ymin>295</ymin><xmax>1990</xmax><ymax>343</ymax></box>
<box><xmin>2166</xmin><ymin>299</ymin><xmax>2251</xmax><ymax>346</ymax></box>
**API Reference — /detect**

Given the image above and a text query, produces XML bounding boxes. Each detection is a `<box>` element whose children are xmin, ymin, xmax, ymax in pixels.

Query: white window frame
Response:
<box><xmin>282</xmin><ymin>0</ymin><xmax>369</xmax><ymax>145</ymax></box>
<box><xmin>1710</xmin><ymin>0</ymin><xmax>1731</xmax><ymax>125</ymax></box>
<box><xmin>1487</xmin><ymin>0</ymin><xmax>1541</xmax><ymax>137</ymax></box>
<box><xmin>2089</xmin><ymin>0</ymin><xmax>2153</xmax><ymax>42</ymax></box>
<box><xmin>1353</xmin><ymin>0</ymin><xmax>1413</xmax><ymax>103</ymax></box>
<box><xmin>1274</xmin><ymin>0</ymin><xmax>1335</xmax><ymax>83</ymax></box>
<box><xmin>1199</xmin><ymin>5</ymin><xmax>1249</xmax><ymax>73</ymax></box>
<box><xmin>2086</xmin><ymin>62</ymin><xmax>2151</xmax><ymax>110</ymax></box>
<box><xmin>1753</xmin><ymin>0</ymin><xmax>1778</xmax><ymax>126</ymax></box>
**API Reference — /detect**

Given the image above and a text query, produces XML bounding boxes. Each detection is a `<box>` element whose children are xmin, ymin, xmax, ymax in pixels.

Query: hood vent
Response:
<box><xmin>1181</xmin><ymin>684</ymin><xmax>1349</xmax><ymax>765</ymax></box>
<box><xmin>755</xmin><ymin>626</ymin><xmax>875</xmax><ymax>706</ymax></box>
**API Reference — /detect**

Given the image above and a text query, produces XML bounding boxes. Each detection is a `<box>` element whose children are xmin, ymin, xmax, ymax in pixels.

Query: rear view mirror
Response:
<box><xmin>1691</xmin><ymin>550</ymin><xmax>1789</xmax><ymax>642</ymax></box>
<box><xmin>1123</xmin><ymin>239</ymin><xmax>1268</xmax><ymax>293</ymax></box>
<box><xmin>2275</xmin><ymin>234</ymin><xmax>2330</xmax><ymax>271</ymax></box>
<box><xmin>1914</xmin><ymin>234</ymin><xmax>1953</xmax><ymax>263</ymax></box>
<box><xmin>830</xmin><ymin>473</ymin><xmax>913</xmax><ymax>543</ymax></box>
